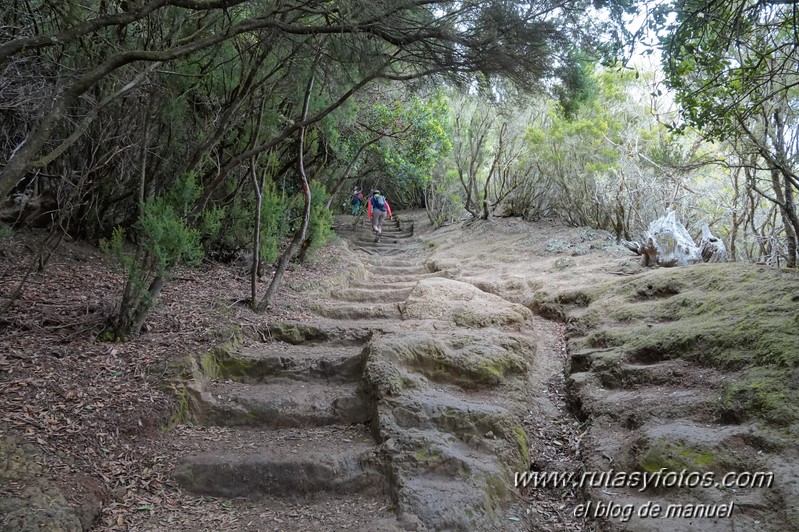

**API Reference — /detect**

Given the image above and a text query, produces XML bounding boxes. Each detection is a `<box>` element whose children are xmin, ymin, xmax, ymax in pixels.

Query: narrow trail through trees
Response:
<box><xmin>150</xmin><ymin>213</ymin><xmax>588</xmax><ymax>531</ymax></box>
<box><xmin>7</xmin><ymin>214</ymin><xmax>792</xmax><ymax>530</ymax></box>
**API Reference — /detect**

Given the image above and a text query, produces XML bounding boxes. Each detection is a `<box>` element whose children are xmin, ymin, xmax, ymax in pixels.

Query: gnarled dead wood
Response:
<box><xmin>623</xmin><ymin>211</ymin><xmax>727</xmax><ymax>267</ymax></box>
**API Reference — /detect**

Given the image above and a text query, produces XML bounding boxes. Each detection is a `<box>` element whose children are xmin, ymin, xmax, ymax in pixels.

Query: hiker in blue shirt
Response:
<box><xmin>366</xmin><ymin>189</ymin><xmax>392</xmax><ymax>242</ymax></box>
<box><xmin>350</xmin><ymin>186</ymin><xmax>364</xmax><ymax>216</ymax></box>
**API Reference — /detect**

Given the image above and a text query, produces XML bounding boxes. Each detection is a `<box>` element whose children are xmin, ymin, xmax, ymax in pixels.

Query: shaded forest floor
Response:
<box><xmin>0</xmin><ymin>229</ymin><xmax>353</xmax><ymax>529</ymax></box>
<box><xmin>1</xmin><ymin>211</ymin><xmax>797</xmax><ymax>531</ymax></box>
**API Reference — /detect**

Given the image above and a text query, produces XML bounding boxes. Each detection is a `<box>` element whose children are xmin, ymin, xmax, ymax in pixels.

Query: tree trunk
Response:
<box><xmin>256</xmin><ymin>72</ymin><xmax>315</xmax><ymax>312</ymax></box>
<box><xmin>257</xmin><ymin>140</ymin><xmax>311</xmax><ymax>311</ymax></box>
<box><xmin>113</xmin><ymin>273</ymin><xmax>165</xmax><ymax>339</ymax></box>
<box><xmin>779</xmin><ymin>169</ymin><xmax>799</xmax><ymax>268</ymax></box>
<box><xmin>768</xmin><ymin>110</ymin><xmax>799</xmax><ymax>267</ymax></box>
<box><xmin>251</xmin><ymin>157</ymin><xmax>263</xmax><ymax>310</ymax></box>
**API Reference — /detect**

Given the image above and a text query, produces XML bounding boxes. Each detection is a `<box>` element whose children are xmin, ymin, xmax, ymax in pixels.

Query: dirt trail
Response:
<box><xmin>422</xmin><ymin>216</ymin><xmax>798</xmax><ymax>532</ymax></box>
<box><xmin>6</xmin><ymin>210</ymin><xmax>793</xmax><ymax>531</ymax></box>
<box><xmin>130</xmin><ymin>211</ymin><xmax>589</xmax><ymax>531</ymax></box>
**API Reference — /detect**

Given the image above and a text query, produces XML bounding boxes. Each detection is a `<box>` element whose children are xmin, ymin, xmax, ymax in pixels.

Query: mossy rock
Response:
<box><xmin>609</xmin><ymin>304</ymin><xmax>646</xmax><ymax>323</ymax></box>
<box><xmin>529</xmin><ymin>299</ymin><xmax>567</xmax><ymax>321</ymax></box>
<box><xmin>639</xmin><ymin>440</ymin><xmax>718</xmax><ymax>474</ymax></box>
<box><xmin>403</xmin><ymin>278</ymin><xmax>532</xmax><ymax>327</ymax></box>
<box><xmin>719</xmin><ymin>369</ymin><xmax>799</xmax><ymax>429</ymax></box>
<box><xmin>565</xmin><ymin>308</ymin><xmax>601</xmax><ymax>336</ymax></box>
<box><xmin>0</xmin><ymin>437</ymin><xmax>86</xmax><ymax>531</ymax></box>
<box><xmin>414</xmin><ymin>444</ymin><xmax>443</xmax><ymax>462</ymax></box>
<box><xmin>556</xmin><ymin>290</ymin><xmax>593</xmax><ymax>307</ymax></box>
<box><xmin>363</xmin><ymin>353</ymin><xmax>408</xmax><ymax>399</ymax></box>
<box><xmin>631</xmin><ymin>278</ymin><xmax>683</xmax><ymax>300</ymax></box>
<box><xmin>266</xmin><ymin>323</ymin><xmax>329</xmax><ymax>344</ymax></box>
<box><xmin>198</xmin><ymin>348</ymin><xmax>292</xmax><ymax>382</ymax></box>
<box><xmin>377</xmin><ymin>333</ymin><xmax>531</xmax><ymax>389</ymax></box>
<box><xmin>585</xmin><ymin>329</ymin><xmax>625</xmax><ymax>349</ymax></box>
<box><xmin>0</xmin><ymin>436</ymin><xmax>43</xmax><ymax>481</ymax></box>
<box><xmin>553</xmin><ymin>256</ymin><xmax>574</xmax><ymax>270</ymax></box>
<box><xmin>431</xmin><ymin>408</ymin><xmax>516</xmax><ymax>444</ymax></box>
<box><xmin>0</xmin><ymin>484</ymin><xmax>83</xmax><ymax>532</ymax></box>
<box><xmin>512</xmin><ymin>427</ymin><xmax>530</xmax><ymax>468</ymax></box>
<box><xmin>425</xmin><ymin>258</ymin><xmax>460</xmax><ymax>274</ymax></box>
<box><xmin>555</xmin><ymin>264</ymin><xmax>799</xmax><ymax>428</ymax></box>
<box><xmin>480</xmin><ymin>472</ymin><xmax>514</xmax><ymax>518</ymax></box>
<box><xmin>165</xmin><ymin>382</ymin><xmax>193</xmax><ymax>428</ymax></box>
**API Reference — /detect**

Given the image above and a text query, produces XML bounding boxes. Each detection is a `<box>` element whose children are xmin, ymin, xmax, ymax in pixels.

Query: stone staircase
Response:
<box><xmin>172</xmin><ymin>214</ymin><xmax>540</xmax><ymax>530</ymax></box>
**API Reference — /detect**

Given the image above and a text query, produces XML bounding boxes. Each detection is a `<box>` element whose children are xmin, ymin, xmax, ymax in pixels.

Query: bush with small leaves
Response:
<box><xmin>102</xmin><ymin>177</ymin><xmax>203</xmax><ymax>340</ymax></box>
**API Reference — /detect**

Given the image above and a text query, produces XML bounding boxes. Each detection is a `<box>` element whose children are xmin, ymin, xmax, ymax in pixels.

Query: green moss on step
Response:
<box><xmin>414</xmin><ymin>445</ymin><xmax>443</xmax><ymax>462</ymax></box>
<box><xmin>199</xmin><ymin>351</ymin><xmax>221</xmax><ymax>380</ymax></box>
<box><xmin>164</xmin><ymin>383</ymin><xmax>192</xmax><ymax>431</ymax></box>
<box><xmin>720</xmin><ymin>370</ymin><xmax>798</xmax><ymax>428</ymax></box>
<box><xmin>389</xmin><ymin>336</ymin><xmax>529</xmax><ymax>389</ymax></box>
<box><xmin>459</xmin><ymin>462</ymin><xmax>473</xmax><ymax>480</ymax></box>
<box><xmin>481</xmin><ymin>474</ymin><xmax>512</xmax><ymax>517</ymax></box>
<box><xmin>638</xmin><ymin>437</ymin><xmax>744</xmax><ymax>477</ymax></box>
<box><xmin>548</xmin><ymin>264</ymin><xmax>799</xmax><ymax>430</ymax></box>
<box><xmin>556</xmin><ymin>290</ymin><xmax>593</xmax><ymax>307</ymax></box>
<box><xmin>266</xmin><ymin>323</ymin><xmax>327</xmax><ymax>344</ymax></box>
<box><xmin>512</xmin><ymin>427</ymin><xmax>530</xmax><ymax>467</ymax></box>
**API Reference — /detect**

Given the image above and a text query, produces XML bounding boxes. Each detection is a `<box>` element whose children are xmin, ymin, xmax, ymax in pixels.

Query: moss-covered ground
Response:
<box><xmin>553</xmin><ymin>263</ymin><xmax>799</xmax><ymax>432</ymax></box>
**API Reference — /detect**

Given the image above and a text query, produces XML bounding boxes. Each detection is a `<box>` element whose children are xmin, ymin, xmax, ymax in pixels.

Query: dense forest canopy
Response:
<box><xmin>1</xmin><ymin>0</ymin><xmax>797</xmax><ymax>335</ymax></box>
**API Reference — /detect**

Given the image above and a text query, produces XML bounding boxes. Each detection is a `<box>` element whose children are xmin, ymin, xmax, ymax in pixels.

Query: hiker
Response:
<box><xmin>367</xmin><ymin>189</ymin><xmax>392</xmax><ymax>242</ymax></box>
<box><xmin>350</xmin><ymin>186</ymin><xmax>364</xmax><ymax>216</ymax></box>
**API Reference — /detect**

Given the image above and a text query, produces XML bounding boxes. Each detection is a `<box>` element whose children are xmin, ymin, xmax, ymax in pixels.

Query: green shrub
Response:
<box><xmin>425</xmin><ymin>167</ymin><xmax>465</xmax><ymax>227</ymax></box>
<box><xmin>305</xmin><ymin>183</ymin><xmax>334</xmax><ymax>255</ymax></box>
<box><xmin>203</xmin><ymin>178</ymin><xmax>288</xmax><ymax>265</ymax></box>
<box><xmin>260</xmin><ymin>180</ymin><xmax>288</xmax><ymax>264</ymax></box>
<box><xmin>102</xmin><ymin>176</ymin><xmax>203</xmax><ymax>340</ymax></box>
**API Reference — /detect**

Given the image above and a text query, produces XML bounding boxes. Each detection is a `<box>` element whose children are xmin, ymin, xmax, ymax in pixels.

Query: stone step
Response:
<box><xmin>351</xmin><ymin>280</ymin><xmax>420</xmax><ymax>290</ymax></box>
<box><xmin>370</xmin><ymin>232</ymin><xmax>414</xmax><ymax>240</ymax></box>
<box><xmin>369</xmin><ymin>271</ymin><xmax>445</xmax><ymax>283</ymax></box>
<box><xmin>595</xmin><ymin>361</ymin><xmax>693</xmax><ymax>390</ymax></box>
<box><xmin>355</xmin><ymin>238</ymin><xmax>416</xmax><ymax>247</ymax></box>
<box><xmin>374</xmin><ymin>231</ymin><xmax>413</xmax><ymax>240</ymax></box>
<box><xmin>172</xmin><ymin>425</ymin><xmax>383</xmax><ymax>498</ymax></box>
<box><xmin>358</xmin><ymin>228</ymin><xmax>413</xmax><ymax>236</ymax></box>
<box><xmin>362</xmin><ymin>235</ymin><xmax>415</xmax><ymax>243</ymax></box>
<box><xmin>362</xmin><ymin>220</ymin><xmax>404</xmax><ymax>232</ymax></box>
<box><xmin>362</xmin><ymin>223</ymin><xmax>413</xmax><ymax>231</ymax></box>
<box><xmin>207</xmin><ymin>343</ymin><xmax>367</xmax><ymax>383</ymax></box>
<box><xmin>263</xmin><ymin>321</ymin><xmax>373</xmax><ymax>345</ymax></box>
<box><xmin>137</xmin><ymin>492</ymin><xmax>403</xmax><ymax>531</ymax></box>
<box><xmin>380</xmin><ymin>387</ymin><xmax>516</xmax><ymax>438</ymax></box>
<box><xmin>338</xmin><ymin>220</ymin><xmax>412</xmax><ymax>233</ymax></box>
<box><xmin>382</xmin><ymin>220</ymin><xmax>410</xmax><ymax>229</ymax></box>
<box><xmin>330</xmin><ymin>287</ymin><xmax>414</xmax><ymax>303</ymax></box>
<box><xmin>568</xmin><ymin>373</ymin><xmax>715</xmax><ymax>425</ymax></box>
<box><xmin>363</xmin><ymin>258</ymin><xmax>423</xmax><ymax>267</ymax></box>
<box><xmin>312</xmin><ymin>302</ymin><xmax>403</xmax><ymax>320</ymax></box>
<box><xmin>366</xmin><ymin>264</ymin><xmax>430</xmax><ymax>276</ymax></box>
<box><xmin>195</xmin><ymin>379</ymin><xmax>371</xmax><ymax>427</ymax></box>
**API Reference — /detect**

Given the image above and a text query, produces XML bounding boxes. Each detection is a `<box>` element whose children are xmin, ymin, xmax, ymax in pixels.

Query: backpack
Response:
<box><xmin>372</xmin><ymin>194</ymin><xmax>386</xmax><ymax>211</ymax></box>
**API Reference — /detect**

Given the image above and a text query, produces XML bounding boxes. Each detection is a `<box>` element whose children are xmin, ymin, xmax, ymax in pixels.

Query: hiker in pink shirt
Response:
<box><xmin>366</xmin><ymin>190</ymin><xmax>392</xmax><ymax>242</ymax></box>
